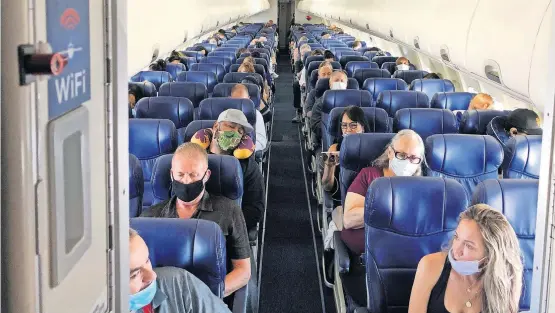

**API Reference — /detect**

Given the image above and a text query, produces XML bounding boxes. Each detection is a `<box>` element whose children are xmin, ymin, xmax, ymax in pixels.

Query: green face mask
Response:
<box><xmin>217</xmin><ymin>130</ymin><xmax>242</xmax><ymax>151</ymax></box>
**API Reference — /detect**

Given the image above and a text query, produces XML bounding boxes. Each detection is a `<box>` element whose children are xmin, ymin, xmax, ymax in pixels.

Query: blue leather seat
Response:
<box><xmin>230</xmin><ymin>64</ymin><xmax>266</xmax><ymax>78</ymax></box>
<box><xmin>129</xmin><ymin>154</ymin><xmax>144</xmax><ymax>217</ymax></box>
<box><xmin>304</xmin><ymin>56</ymin><xmax>326</xmax><ymax>70</ymax></box>
<box><xmin>181</xmin><ymin>56</ymin><xmax>197</xmax><ymax>70</ymax></box>
<box><xmin>328</xmin><ymin>107</ymin><xmax>392</xmax><ymax>146</ymax></box>
<box><xmin>130</xmin><ymin>71</ymin><xmax>172</xmax><ymax>90</ymax></box>
<box><xmin>198</xmin><ymin>98</ymin><xmax>257</xmax><ymax>139</ymax></box>
<box><xmin>471</xmin><ymin>178</ymin><xmax>538</xmax><ymax>311</ymax></box>
<box><xmin>410</xmin><ymin>79</ymin><xmax>456</xmax><ymax>103</ymax></box>
<box><xmin>129</xmin><ymin>81</ymin><xmax>157</xmax><ymax>97</ymax></box>
<box><xmin>182</xmin><ymin>51</ymin><xmax>205</xmax><ymax>63</ymax></box>
<box><xmin>176</xmin><ymin>72</ymin><xmax>218</xmax><ymax>94</ymax></box>
<box><xmin>190</xmin><ymin>63</ymin><xmax>226</xmax><ymax>83</ymax></box>
<box><xmin>182</xmin><ymin>120</ymin><xmax>216</xmax><ymax>143</ymax></box>
<box><xmin>338</xmin><ymin>55</ymin><xmax>367</xmax><ymax>68</ymax></box>
<box><xmin>393</xmin><ymin>70</ymin><xmax>429</xmax><ymax>85</ymax></box>
<box><xmin>394</xmin><ymin>108</ymin><xmax>458</xmax><ymax>141</ymax></box>
<box><xmin>165</xmin><ymin>63</ymin><xmax>187</xmax><ymax>81</ymax></box>
<box><xmin>339</xmin><ymin>133</ymin><xmax>395</xmax><ymax>204</ymax></box>
<box><xmin>222</xmin><ymin>72</ymin><xmax>265</xmax><ymax>86</ymax></box>
<box><xmin>459</xmin><ymin>110</ymin><xmax>509</xmax><ymax>134</ymax></box>
<box><xmin>208</xmin><ymin>51</ymin><xmax>236</xmax><ymax>63</ymax></box>
<box><xmin>201</xmin><ymin>56</ymin><xmax>231</xmax><ymax>72</ymax></box>
<box><xmin>306</xmin><ymin>61</ymin><xmax>342</xmax><ymax>79</ymax></box>
<box><xmin>425</xmin><ymin>134</ymin><xmax>504</xmax><ymax>200</ymax></box>
<box><xmin>430</xmin><ymin>92</ymin><xmax>475</xmax><ymax>111</ymax></box>
<box><xmin>216</xmin><ymin>47</ymin><xmax>239</xmax><ymax>53</ymax></box>
<box><xmin>158</xmin><ymin>82</ymin><xmax>207</xmax><ymax>108</ymax></box>
<box><xmin>376</xmin><ymin>91</ymin><xmax>430</xmax><ymax>117</ymax></box>
<box><xmin>502</xmin><ymin>135</ymin><xmax>542</xmax><ymax>179</ymax></box>
<box><xmin>353</xmin><ymin>69</ymin><xmax>391</xmax><ymax>88</ymax></box>
<box><xmin>363</xmin><ymin>51</ymin><xmax>379</xmax><ymax>62</ymax></box>
<box><xmin>381</xmin><ymin>62</ymin><xmax>417</xmax><ymax>74</ymax></box>
<box><xmin>129</xmin><ymin>119</ymin><xmax>177</xmax><ymax>209</ymax></box>
<box><xmin>371</xmin><ymin>56</ymin><xmax>398</xmax><ymax>67</ymax></box>
<box><xmin>135</xmin><ymin>96</ymin><xmax>195</xmax><ymax>144</ymax></box>
<box><xmin>213</xmin><ymin>82</ymin><xmax>261</xmax><ymax>106</ymax></box>
<box><xmin>364</xmin><ymin>176</ymin><xmax>468</xmax><ymax>313</ymax></box>
<box><xmin>130</xmin><ymin>218</ymin><xmax>227</xmax><ymax>298</ymax></box>
<box><xmin>362</xmin><ymin>78</ymin><xmax>408</xmax><ymax>104</ymax></box>
<box><xmin>345</xmin><ymin>61</ymin><xmax>379</xmax><ymax>77</ymax></box>
<box><xmin>196</xmin><ymin>43</ymin><xmax>216</xmax><ymax>52</ymax></box>
<box><xmin>309</xmin><ymin>72</ymin><xmax>359</xmax><ymax>92</ymax></box>
<box><xmin>149</xmin><ymin>154</ymin><xmax>244</xmax><ymax>206</ymax></box>
<box><xmin>237</xmin><ymin>57</ymin><xmax>269</xmax><ymax>73</ymax></box>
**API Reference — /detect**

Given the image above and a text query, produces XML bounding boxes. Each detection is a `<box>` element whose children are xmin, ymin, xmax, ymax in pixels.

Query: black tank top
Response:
<box><xmin>427</xmin><ymin>256</ymin><xmax>451</xmax><ymax>313</ymax></box>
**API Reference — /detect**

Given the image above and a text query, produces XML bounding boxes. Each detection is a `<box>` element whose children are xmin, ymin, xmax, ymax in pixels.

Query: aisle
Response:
<box><xmin>258</xmin><ymin>54</ymin><xmax>334</xmax><ymax>313</ymax></box>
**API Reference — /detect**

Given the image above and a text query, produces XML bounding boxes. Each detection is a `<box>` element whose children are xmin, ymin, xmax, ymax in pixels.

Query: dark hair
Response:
<box><xmin>232</xmin><ymin>25</ymin><xmax>239</xmax><ymax>30</ymax></box>
<box><xmin>311</xmin><ymin>49</ymin><xmax>323</xmax><ymax>56</ymax></box>
<box><xmin>336</xmin><ymin>106</ymin><xmax>371</xmax><ymax>148</ymax></box>
<box><xmin>240</xmin><ymin>75</ymin><xmax>263</xmax><ymax>91</ymax></box>
<box><xmin>168</xmin><ymin>50</ymin><xmax>182</xmax><ymax>63</ymax></box>
<box><xmin>324</xmin><ymin>50</ymin><xmax>334</xmax><ymax>59</ymax></box>
<box><xmin>368</xmin><ymin>47</ymin><xmax>381</xmax><ymax>52</ymax></box>
<box><xmin>298</xmin><ymin>27</ymin><xmax>305</xmax><ymax>31</ymax></box>
<box><xmin>192</xmin><ymin>45</ymin><xmax>207</xmax><ymax>53</ymax></box>
<box><xmin>149</xmin><ymin>59</ymin><xmax>166</xmax><ymax>71</ymax></box>
<box><xmin>321</xmin><ymin>32</ymin><xmax>328</xmax><ymax>36</ymax></box>
<box><xmin>255</xmin><ymin>42</ymin><xmax>264</xmax><ymax>49</ymax></box>
<box><xmin>237</xmin><ymin>48</ymin><xmax>248</xmax><ymax>59</ymax></box>
<box><xmin>423</xmin><ymin>73</ymin><xmax>441</xmax><ymax>79</ymax></box>
<box><xmin>218</xmin><ymin>29</ymin><xmax>225</xmax><ymax>34</ymax></box>
<box><xmin>251</xmin><ymin>51</ymin><xmax>261</xmax><ymax>58</ymax></box>
<box><xmin>128</xmin><ymin>83</ymin><xmax>144</xmax><ymax>102</ymax></box>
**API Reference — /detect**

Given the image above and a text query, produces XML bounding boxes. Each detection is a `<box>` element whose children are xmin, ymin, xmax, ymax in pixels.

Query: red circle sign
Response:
<box><xmin>50</xmin><ymin>53</ymin><xmax>65</xmax><ymax>75</ymax></box>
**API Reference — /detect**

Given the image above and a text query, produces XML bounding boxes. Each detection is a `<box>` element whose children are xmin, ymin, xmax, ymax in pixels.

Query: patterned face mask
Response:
<box><xmin>216</xmin><ymin>130</ymin><xmax>242</xmax><ymax>151</ymax></box>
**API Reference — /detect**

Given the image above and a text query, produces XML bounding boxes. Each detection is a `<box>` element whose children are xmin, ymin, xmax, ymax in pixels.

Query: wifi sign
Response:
<box><xmin>60</xmin><ymin>8</ymin><xmax>80</xmax><ymax>30</ymax></box>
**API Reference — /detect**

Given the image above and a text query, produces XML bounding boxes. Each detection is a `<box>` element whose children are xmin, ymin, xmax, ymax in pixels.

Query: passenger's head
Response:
<box><xmin>212</xmin><ymin>109</ymin><xmax>253</xmax><ymax>153</ymax></box>
<box><xmin>129</xmin><ymin>228</ymin><xmax>157</xmax><ymax>310</ymax></box>
<box><xmin>373</xmin><ymin>129</ymin><xmax>425</xmax><ymax>176</ymax></box>
<box><xmin>449</xmin><ymin>204</ymin><xmax>523</xmax><ymax>313</ymax></box>
<box><xmin>171</xmin><ymin>143</ymin><xmax>211</xmax><ymax>204</ymax></box>
<box><xmin>237</xmin><ymin>48</ymin><xmax>248</xmax><ymax>59</ymax></box>
<box><xmin>468</xmin><ymin>93</ymin><xmax>494</xmax><ymax>110</ymax></box>
<box><xmin>243</xmin><ymin>56</ymin><xmax>255</xmax><ymax>65</ymax></box>
<box><xmin>329</xmin><ymin>71</ymin><xmax>348</xmax><ymax>90</ymax></box>
<box><xmin>368</xmin><ymin>47</ymin><xmax>381</xmax><ymax>52</ymax></box>
<box><xmin>423</xmin><ymin>73</ymin><xmax>441</xmax><ymax>79</ymax></box>
<box><xmin>505</xmin><ymin>108</ymin><xmax>543</xmax><ymax>137</ymax></box>
<box><xmin>230</xmin><ymin>84</ymin><xmax>250</xmax><ymax>99</ymax></box>
<box><xmin>318</xmin><ymin>61</ymin><xmax>333</xmax><ymax>79</ymax></box>
<box><xmin>324</xmin><ymin>50</ymin><xmax>335</xmax><ymax>62</ymax></box>
<box><xmin>238</xmin><ymin>62</ymin><xmax>255</xmax><ymax>73</ymax></box>
<box><xmin>299</xmin><ymin>36</ymin><xmax>308</xmax><ymax>42</ymax></box>
<box><xmin>168</xmin><ymin>50</ymin><xmax>183</xmax><ymax>64</ymax></box>
<box><xmin>395</xmin><ymin>57</ymin><xmax>410</xmax><ymax>71</ymax></box>
<box><xmin>299</xmin><ymin>44</ymin><xmax>312</xmax><ymax>58</ymax></box>
<box><xmin>339</xmin><ymin>106</ymin><xmax>370</xmax><ymax>137</ymax></box>
<box><xmin>193</xmin><ymin>45</ymin><xmax>208</xmax><ymax>56</ymax></box>
<box><xmin>352</xmin><ymin>40</ymin><xmax>362</xmax><ymax>50</ymax></box>
<box><xmin>149</xmin><ymin>59</ymin><xmax>166</xmax><ymax>71</ymax></box>
<box><xmin>251</xmin><ymin>51</ymin><xmax>261</xmax><ymax>58</ymax></box>
<box><xmin>128</xmin><ymin>84</ymin><xmax>144</xmax><ymax>109</ymax></box>
<box><xmin>259</xmin><ymin>36</ymin><xmax>268</xmax><ymax>43</ymax></box>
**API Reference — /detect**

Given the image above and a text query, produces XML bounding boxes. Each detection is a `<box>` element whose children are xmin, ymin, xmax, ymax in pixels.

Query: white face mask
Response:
<box><xmin>331</xmin><ymin>81</ymin><xmax>347</xmax><ymax>90</ymax></box>
<box><xmin>397</xmin><ymin>64</ymin><xmax>410</xmax><ymax>71</ymax></box>
<box><xmin>390</xmin><ymin>157</ymin><xmax>419</xmax><ymax>176</ymax></box>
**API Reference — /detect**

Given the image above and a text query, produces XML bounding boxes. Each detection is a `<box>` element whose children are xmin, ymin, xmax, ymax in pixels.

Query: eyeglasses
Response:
<box><xmin>340</xmin><ymin>122</ymin><xmax>360</xmax><ymax>130</ymax></box>
<box><xmin>391</xmin><ymin>147</ymin><xmax>422</xmax><ymax>164</ymax></box>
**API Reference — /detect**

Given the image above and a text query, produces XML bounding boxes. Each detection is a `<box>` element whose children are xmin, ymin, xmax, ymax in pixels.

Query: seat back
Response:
<box><xmin>190</xmin><ymin>63</ymin><xmax>226</xmax><ymax>83</ymax></box>
<box><xmin>212</xmin><ymin>83</ymin><xmax>261</xmax><ymax>109</ymax></box>
<box><xmin>459</xmin><ymin>110</ymin><xmax>509</xmax><ymax>134</ymax></box>
<box><xmin>353</xmin><ymin>69</ymin><xmax>391</xmax><ymax>88</ymax></box>
<box><xmin>223</xmin><ymin>72</ymin><xmax>264</xmax><ymax>86</ymax></box>
<box><xmin>304</xmin><ymin>56</ymin><xmax>325</xmax><ymax>70</ymax></box>
<box><xmin>182</xmin><ymin>51</ymin><xmax>205</xmax><ymax>63</ymax></box>
<box><xmin>376</xmin><ymin>91</ymin><xmax>430</xmax><ymax>117</ymax></box>
<box><xmin>198</xmin><ymin>98</ymin><xmax>257</xmax><ymax>134</ymax></box>
<box><xmin>371</xmin><ymin>56</ymin><xmax>398</xmax><ymax>67</ymax></box>
<box><xmin>183</xmin><ymin>120</ymin><xmax>217</xmax><ymax>143</ymax></box>
<box><xmin>207</xmin><ymin>51</ymin><xmax>236</xmax><ymax>63</ymax></box>
<box><xmin>430</xmin><ymin>92</ymin><xmax>475</xmax><ymax>111</ymax></box>
<box><xmin>365</xmin><ymin>176</ymin><xmax>468</xmax><ymax>313</ymax></box>
<box><xmin>471</xmin><ymin>178</ymin><xmax>538</xmax><ymax>311</ymax></box>
<box><xmin>339</xmin><ymin>133</ymin><xmax>395</xmax><ymax>205</ymax></box>
<box><xmin>381</xmin><ymin>62</ymin><xmax>417</xmax><ymax>74</ymax></box>
<box><xmin>165</xmin><ymin>63</ymin><xmax>187</xmax><ymax>80</ymax></box>
<box><xmin>362</xmin><ymin>78</ymin><xmax>408</xmax><ymax>103</ymax></box>
<box><xmin>201</xmin><ymin>56</ymin><xmax>231</xmax><ymax>72</ymax></box>
<box><xmin>129</xmin><ymin>119</ymin><xmax>177</xmax><ymax>209</ymax></box>
<box><xmin>176</xmin><ymin>71</ymin><xmax>218</xmax><ymax>93</ymax></box>
<box><xmin>328</xmin><ymin>107</ymin><xmax>392</xmax><ymax>145</ymax></box>
<box><xmin>129</xmin><ymin>154</ymin><xmax>144</xmax><ymax>217</ymax></box>
<box><xmin>150</xmin><ymin>154</ymin><xmax>244</xmax><ymax>206</ymax></box>
<box><xmin>130</xmin><ymin>71</ymin><xmax>172</xmax><ymax>90</ymax></box>
<box><xmin>158</xmin><ymin>82</ymin><xmax>207</xmax><ymax>108</ymax></box>
<box><xmin>338</xmin><ymin>55</ymin><xmax>368</xmax><ymax>68</ymax></box>
<box><xmin>393</xmin><ymin>70</ymin><xmax>429</xmax><ymax>85</ymax></box>
<box><xmin>425</xmin><ymin>134</ymin><xmax>504</xmax><ymax>200</ymax></box>
<box><xmin>135</xmin><ymin>96</ymin><xmax>195</xmax><ymax>144</ymax></box>
<box><xmin>130</xmin><ymin>218</ymin><xmax>227</xmax><ymax>298</ymax></box>
<box><xmin>345</xmin><ymin>61</ymin><xmax>379</xmax><ymax>77</ymax></box>
<box><xmin>230</xmin><ymin>63</ymin><xmax>266</xmax><ymax>78</ymax></box>
<box><xmin>410</xmin><ymin>79</ymin><xmax>456</xmax><ymax>103</ymax></box>
<box><xmin>503</xmin><ymin>135</ymin><xmax>542</xmax><ymax>179</ymax></box>
<box><xmin>310</xmin><ymin>74</ymin><xmax>359</xmax><ymax>92</ymax></box>
<box><xmin>394</xmin><ymin>108</ymin><xmax>458</xmax><ymax>140</ymax></box>
<box><xmin>129</xmin><ymin>81</ymin><xmax>157</xmax><ymax>97</ymax></box>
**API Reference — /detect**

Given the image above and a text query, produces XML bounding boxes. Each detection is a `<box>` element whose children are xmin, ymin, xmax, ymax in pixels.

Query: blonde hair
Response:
<box><xmin>396</xmin><ymin>57</ymin><xmax>410</xmax><ymax>65</ymax></box>
<box><xmin>453</xmin><ymin>204</ymin><xmax>523</xmax><ymax>313</ymax></box>
<box><xmin>468</xmin><ymin>93</ymin><xmax>494</xmax><ymax>110</ymax></box>
<box><xmin>238</xmin><ymin>62</ymin><xmax>255</xmax><ymax>73</ymax></box>
<box><xmin>175</xmin><ymin>142</ymin><xmax>208</xmax><ymax>165</ymax></box>
<box><xmin>372</xmin><ymin>129</ymin><xmax>425</xmax><ymax>175</ymax></box>
<box><xmin>242</xmin><ymin>56</ymin><xmax>255</xmax><ymax>65</ymax></box>
<box><xmin>300</xmin><ymin>44</ymin><xmax>312</xmax><ymax>56</ymax></box>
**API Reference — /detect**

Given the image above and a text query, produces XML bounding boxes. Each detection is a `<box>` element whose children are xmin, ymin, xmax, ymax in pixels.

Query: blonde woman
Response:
<box><xmin>409</xmin><ymin>204</ymin><xmax>523</xmax><ymax>313</ymax></box>
<box><xmin>468</xmin><ymin>93</ymin><xmax>494</xmax><ymax>110</ymax></box>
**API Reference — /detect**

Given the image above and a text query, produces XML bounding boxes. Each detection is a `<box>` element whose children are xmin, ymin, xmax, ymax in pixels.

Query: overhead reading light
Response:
<box><xmin>414</xmin><ymin>37</ymin><xmax>420</xmax><ymax>49</ymax></box>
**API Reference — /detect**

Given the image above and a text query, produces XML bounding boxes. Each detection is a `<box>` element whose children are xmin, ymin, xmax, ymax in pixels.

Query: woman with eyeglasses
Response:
<box><xmin>340</xmin><ymin>129</ymin><xmax>425</xmax><ymax>307</ymax></box>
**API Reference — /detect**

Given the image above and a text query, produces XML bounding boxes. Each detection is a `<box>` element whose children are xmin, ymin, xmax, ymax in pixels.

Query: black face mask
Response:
<box><xmin>171</xmin><ymin>171</ymin><xmax>207</xmax><ymax>203</ymax></box>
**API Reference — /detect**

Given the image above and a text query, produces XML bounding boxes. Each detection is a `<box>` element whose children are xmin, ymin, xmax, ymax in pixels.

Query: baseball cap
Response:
<box><xmin>217</xmin><ymin>109</ymin><xmax>254</xmax><ymax>134</ymax></box>
<box><xmin>505</xmin><ymin>108</ymin><xmax>542</xmax><ymax>135</ymax></box>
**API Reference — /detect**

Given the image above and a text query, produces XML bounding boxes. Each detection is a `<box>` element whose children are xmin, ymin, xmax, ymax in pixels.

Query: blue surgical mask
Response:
<box><xmin>448</xmin><ymin>249</ymin><xmax>483</xmax><ymax>276</ymax></box>
<box><xmin>129</xmin><ymin>280</ymin><xmax>157</xmax><ymax>311</ymax></box>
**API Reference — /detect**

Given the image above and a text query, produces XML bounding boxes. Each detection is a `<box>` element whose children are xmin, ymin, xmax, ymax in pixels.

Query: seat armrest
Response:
<box><xmin>322</xmin><ymin>190</ymin><xmax>335</xmax><ymax>212</ymax></box>
<box><xmin>255</xmin><ymin>150</ymin><xmax>263</xmax><ymax>163</ymax></box>
<box><xmin>248</xmin><ymin>227</ymin><xmax>258</xmax><ymax>243</ymax></box>
<box><xmin>334</xmin><ymin>231</ymin><xmax>351</xmax><ymax>274</ymax></box>
<box><xmin>231</xmin><ymin>284</ymin><xmax>248</xmax><ymax>313</ymax></box>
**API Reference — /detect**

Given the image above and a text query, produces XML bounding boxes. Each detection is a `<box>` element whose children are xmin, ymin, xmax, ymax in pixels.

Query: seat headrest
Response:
<box><xmin>201</xmin><ymin>56</ymin><xmax>231</xmax><ymax>71</ymax></box>
<box><xmin>376</xmin><ymin>90</ymin><xmax>430</xmax><ymax>117</ymax></box>
<box><xmin>313</xmin><ymin>78</ymin><xmax>359</xmax><ymax>97</ymax></box>
<box><xmin>190</xmin><ymin>63</ymin><xmax>226</xmax><ymax>83</ymax></box>
<box><xmin>430</xmin><ymin>92</ymin><xmax>475</xmax><ymax>111</ymax></box>
<box><xmin>129</xmin><ymin>119</ymin><xmax>177</xmax><ymax>159</ymax></box>
<box><xmin>129</xmin><ymin>81</ymin><xmax>157</xmax><ymax>97</ymax></box>
<box><xmin>381</xmin><ymin>62</ymin><xmax>417</xmax><ymax>74</ymax></box>
<box><xmin>198</xmin><ymin>98</ymin><xmax>256</xmax><ymax>128</ymax></box>
<box><xmin>394</xmin><ymin>108</ymin><xmax>458</xmax><ymax>140</ymax></box>
<box><xmin>135</xmin><ymin>96</ymin><xmax>194</xmax><ymax>129</ymax></box>
<box><xmin>158</xmin><ymin>82</ymin><xmax>207</xmax><ymax>108</ymax></box>
<box><xmin>212</xmin><ymin>83</ymin><xmax>261</xmax><ymax>109</ymax></box>
<box><xmin>410</xmin><ymin>79</ymin><xmax>455</xmax><ymax>101</ymax></box>
<box><xmin>176</xmin><ymin>71</ymin><xmax>218</xmax><ymax>93</ymax></box>
<box><xmin>340</xmin><ymin>133</ymin><xmax>395</xmax><ymax>172</ymax></box>
<box><xmin>345</xmin><ymin>61</ymin><xmax>379</xmax><ymax>77</ymax></box>
<box><xmin>393</xmin><ymin>70</ymin><xmax>430</xmax><ymax>85</ymax></box>
<box><xmin>165</xmin><ymin>63</ymin><xmax>187</xmax><ymax>80</ymax></box>
<box><xmin>425</xmin><ymin>134</ymin><xmax>503</xmax><ymax>178</ymax></box>
<box><xmin>362</xmin><ymin>78</ymin><xmax>408</xmax><ymax>102</ymax></box>
<box><xmin>182</xmin><ymin>51</ymin><xmax>205</xmax><ymax>62</ymax></box>
<box><xmin>130</xmin><ymin>218</ymin><xmax>226</xmax><ymax>297</ymax></box>
<box><xmin>183</xmin><ymin>120</ymin><xmax>217</xmax><ymax>143</ymax></box>
<box><xmin>222</xmin><ymin>72</ymin><xmax>264</xmax><ymax>85</ymax></box>
<box><xmin>208</xmin><ymin>51</ymin><xmax>236</xmax><ymax>62</ymax></box>
<box><xmin>365</xmin><ymin>176</ymin><xmax>468</xmax><ymax>233</ymax></box>
<box><xmin>503</xmin><ymin>135</ymin><xmax>542</xmax><ymax>179</ymax></box>
<box><xmin>371</xmin><ymin>56</ymin><xmax>398</xmax><ymax>67</ymax></box>
<box><xmin>322</xmin><ymin>90</ymin><xmax>373</xmax><ymax>113</ymax></box>
<box><xmin>353</xmin><ymin>69</ymin><xmax>391</xmax><ymax>87</ymax></box>
<box><xmin>304</xmin><ymin>56</ymin><xmax>325</xmax><ymax>69</ymax></box>
<box><xmin>459</xmin><ymin>110</ymin><xmax>508</xmax><ymax>134</ymax></box>
<box><xmin>150</xmin><ymin>154</ymin><xmax>244</xmax><ymax>203</ymax></box>
<box><xmin>129</xmin><ymin>154</ymin><xmax>144</xmax><ymax>218</ymax></box>
<box><xmin>130</xmin><ymin>71</ymin><xmax>172</xmax><ymax>90</ymax></box>
<box><xmin>338</xmin><ymin>55</ymin><xmax>368</xmax><ymax>67</ymax></box>
<box><xmin>328</xmin><ymin>107</ymin><xmax>391</xmax><ymax>138</ymax></box>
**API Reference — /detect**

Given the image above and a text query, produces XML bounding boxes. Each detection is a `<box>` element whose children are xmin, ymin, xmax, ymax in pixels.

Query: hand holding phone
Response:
<box><xmin>322</xmin><ymin>151</ymin><xmax>340</xmax><ymax>165</ymax></box>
